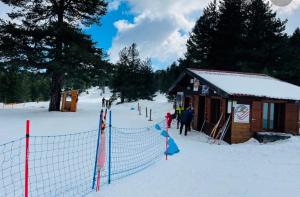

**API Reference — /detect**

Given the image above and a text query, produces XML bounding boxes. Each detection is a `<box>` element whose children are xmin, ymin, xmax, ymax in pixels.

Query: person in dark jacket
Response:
<box><xmin>106</xmin><ymin>99</ymin><xmax>109</xmax><ymax>108</ymax></box>
<box><xmin>186</xmin><ymin>108</ymin><xmax>193</xmax><ymax>131</ymax></box>
<box><xmin>102</xmin><ymin>97</ymin><xmax>106</xmax><ymax>108</ymax></box>
<box><xmin>180</xmin><ymin>107</ymin><xmax>193</xmax><ymax>136</ymax></box>
<box><xmin>108</xmin><ymin>99</ymin><xmax>112</xmax><ymax>109</ymax></box>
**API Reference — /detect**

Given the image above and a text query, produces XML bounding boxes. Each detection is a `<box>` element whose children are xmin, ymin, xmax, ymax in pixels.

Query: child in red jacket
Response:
<box><xmin>166</xmin><ymin>112</ymin><xmax>172</xmax><ymax>128</ymax></box>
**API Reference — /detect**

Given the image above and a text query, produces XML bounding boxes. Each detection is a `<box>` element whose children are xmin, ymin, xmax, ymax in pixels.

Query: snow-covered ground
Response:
<box><xmin>0</xmin><ymin>87</ymin><xmax>169</xmax><ymax>141</ymax></box>
<box><xmin>1</xmin><ymin>87</ymin><xmax>300</xmax><ymax>197</ymax></box>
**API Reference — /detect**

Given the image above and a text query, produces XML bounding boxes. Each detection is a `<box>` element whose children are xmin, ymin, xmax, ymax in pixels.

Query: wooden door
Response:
<box><xmin>251</xmin><ymin>101</ymin><xmax>262</xmax><ymax>132</ymax></box>
<box><xmin>220</xmin><ymin>99</ymin><xmax>226</xmax><ymax>125</ymax></box>
<box><xmin>285</xmin><ymin>103</ymin><xmax>298</xmax><ymax>135</ymax></box>
<box><xmin>205</xmin><ymin>97</ymin><xmax>211</xmax><ymax>123</ymax></box>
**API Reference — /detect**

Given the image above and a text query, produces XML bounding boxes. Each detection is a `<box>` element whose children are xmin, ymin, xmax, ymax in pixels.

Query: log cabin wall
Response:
<box><xmin>192</xmin><ymin>95</ymin><xmax>199</xmax><ymax>130</ymax></box>
<box><xmin>251</xmin><ymin>101</ymin><xmax>262</xmax><ymax>132</ymax></box>
<box><xmin>169</xmin><ymin>70</ymin><xmax>300</xmax><ymax>143</ymax></box>
<box><xmin>205</xmin><ymin>97</ymin><xmax>211</xmax><ymax>123</ymax></box>
<box><xmin>285</xmin><ymin>103</ymin><xmax>299</xmax><ymax>135</ymax></box>
<box><xmin>200</xmin><ymin>97</ymin><xmax>229</xmax><ymax>141</ymax></box>
<box><xmin>231</xmin><ymin>99</ymin><xmax>300</xmax><ymax>143</ymax></box>
<box><xmin>231</xmin><ymin>122</ymin><xmax>252</xmax><ymax>143</ymax></box>
<box><xmin>180</xmin><ymin>93</ymin><xmax>300</xmax><ymax>143</ymax></box>
<box><xmin>230</xmin><ymin>99</ymin><xmax>253</xmax><ymax>143</ymax></box>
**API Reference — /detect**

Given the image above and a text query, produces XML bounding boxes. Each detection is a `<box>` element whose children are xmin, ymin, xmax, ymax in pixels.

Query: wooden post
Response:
<box><xmin>60</xmin><ymin>92</ymin><xmax>66</xmax><ymax>112</ymax></box>
<box><xmin>25</xmin><ymin>120</ymin><xmax>30</xmax><ymax>197</ymax></box>
<box><xmin>149</xmin><ymin>109</ymin><xmax>152</xmax><ymax>121</ymax></box>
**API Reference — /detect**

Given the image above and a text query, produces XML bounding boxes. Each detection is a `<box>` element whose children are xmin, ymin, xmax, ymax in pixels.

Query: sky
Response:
<box><xmin>1</xmin><ymin>0</ymin><xmax>300</xmax><ymax>70</ymax></box>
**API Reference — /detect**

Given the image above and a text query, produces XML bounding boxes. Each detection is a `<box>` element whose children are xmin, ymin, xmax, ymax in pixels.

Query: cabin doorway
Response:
<box><xmin>184</xmin><ymin>96</ymin><xmax>192</xmax><ymax>109</ymax></box>
<box><xmin>198</xmin><ymin>96</ymin><xmax>206</xmax><ymax>129</ymax></box>
<box><xmin>263</xmin><ymin>102</ymin><xmax>285</xmax><ymax>131</ymax></box>
<box><xmin>211</xmin><ymin>98</ymin><xmax>221</xmax><ymax>124</ymax></box>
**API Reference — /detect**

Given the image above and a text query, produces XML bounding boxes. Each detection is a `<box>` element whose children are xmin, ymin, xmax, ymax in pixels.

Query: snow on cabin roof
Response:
<box><xmin>188</xmin><ymin>68</ymin><xmax>300</xmax><ymax>101</ymax></box>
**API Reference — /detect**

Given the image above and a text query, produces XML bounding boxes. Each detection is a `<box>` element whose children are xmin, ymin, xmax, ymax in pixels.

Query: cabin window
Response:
<box><xmin>269</xmin><ymin>103</ymin><xmax>275</xmax><ymax>129</ymax></box>
<box><xmin>66</xmin><ymin>95</ymin><xmax>72</xmax><ymax>102</ymax></box>
<box><xmin>263</xmin><ymin>103</ymin><xmax>269</xmax><ymax>129</ymax></box>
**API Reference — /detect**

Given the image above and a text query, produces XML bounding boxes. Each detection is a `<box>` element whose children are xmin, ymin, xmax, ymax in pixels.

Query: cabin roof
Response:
<box><xmin>182</xmin><ymin>68</ymin><xmax>300</xmax><ymax>101</ymax></box>
<box><xmin>187</xmin><ymin>68</ymin><xmax>300</xmax><ymax>100</ymax></box>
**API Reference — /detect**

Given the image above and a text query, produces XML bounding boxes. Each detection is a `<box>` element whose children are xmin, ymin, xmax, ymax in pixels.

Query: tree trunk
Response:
<box><xmin>49</xmin><ymin>5</ymin><xmax>64</xmax><ymax>111</ymax></box>
<box><xmin>120</xmin><ymin>92</ymin><xmax>125</xmax><ymax>103</ymax></box>
<box><xmin>48</xmin><ymin>72</ymin><xmax>64</xmax><ymax>111</ymax></box>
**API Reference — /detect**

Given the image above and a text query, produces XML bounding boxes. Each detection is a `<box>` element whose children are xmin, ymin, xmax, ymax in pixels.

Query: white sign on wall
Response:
<box><xmin>234</xmin><ymin>104</ymin><xmax>250</xmax><ymax>123</ymax></box>
<box><xmin>201</xmin><ymin>85</ymin><xmax>209</xmax><ymax>95</ymax></box>
<box><xmin>227</xmin><ymin>100</ymin><xmax>232</xmax><ymax>114</ymax></box>
<box><xmin>193</xmin><ymin>79</ymin><xmax>200</xmax><ymax>91</ymax></box>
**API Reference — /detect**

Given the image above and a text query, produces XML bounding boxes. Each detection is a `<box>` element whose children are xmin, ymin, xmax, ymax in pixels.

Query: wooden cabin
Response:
<box><xmin>61</xmin><ymin>90</ymin><xmax>79</xmax><ymax>112</ymax></box>
<box><xmin>169</xmin><ymin>68</ymin><xmax>300</xmax><ymax>144</ymax></box>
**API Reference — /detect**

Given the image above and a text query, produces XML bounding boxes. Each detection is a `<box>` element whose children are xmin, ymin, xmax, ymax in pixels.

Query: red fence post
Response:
<box><xmin>25</xmin><ymin>120</ymin><xmax>30</xmax><ymax>197</ymax></box>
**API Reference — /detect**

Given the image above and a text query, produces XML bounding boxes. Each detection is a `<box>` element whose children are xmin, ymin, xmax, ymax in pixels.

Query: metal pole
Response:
<box><xmin>92</xmin><ymin>110</ymin><xmax>103</xmax><ymax>190</ymax></box>
<box><xmin>108</xmin><ymin>110</ymin><xmax>112</xmax><ymax>184</ymax></box>
<box><xmin>25</xmin><ymin>120</ymin><xmax>30</xmax><ymax>197</ymax></box>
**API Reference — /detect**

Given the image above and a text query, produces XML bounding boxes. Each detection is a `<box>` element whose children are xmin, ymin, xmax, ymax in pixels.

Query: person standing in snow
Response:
<box><xmin>186</xmin><ymin>107</ymin><xmax>194</xmax><ymax>132</ymax></box>
<box><xmin>166</xmin><ymin>112</ymin><xmax>172</xmax><ymax>128</ymax></box>
<box><xmin>102</xmin><ymin>97</ymin><xmax>106</xmax><ymax>108</ymax></box>
<box><xmin>180</xmin><ymin>107</ymin><xmax>193</xmax><ymax>136</ymax></box>
<box><xmin>107</xmin><ymin>99</ymin><xmax>112</xmax><ymax>109</ymax></box>
<box><xmin>106</xmin><ymin>99</ymin><xmax>109</xmax><ymax>108</ymax></box>
<box><xmin>175</xmin><ymin>105</ymin><xmax>184</xmax><ymax>129</ymax></box>
<box><xmin>109</xmin><ymin>99</ymin><xmax>113</xmax><ymax>109</ymax></box>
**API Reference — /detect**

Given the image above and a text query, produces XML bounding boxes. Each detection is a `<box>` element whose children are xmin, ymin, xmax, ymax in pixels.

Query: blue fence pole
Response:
<box><xmin>108</xmin><ymin>110</ymin><xmax>112</xmax><ymax>184</ymax></box>
<box><xmin>92</xmin><ymin>110</ymin><xmax>103</xmax><ymax>189</ymax></box>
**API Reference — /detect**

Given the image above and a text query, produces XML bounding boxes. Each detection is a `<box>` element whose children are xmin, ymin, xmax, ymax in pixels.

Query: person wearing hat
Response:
<box><xmin>175</xmin><ymin>105</ymin><xmax>184</xmax><ymax>129</ymax></box>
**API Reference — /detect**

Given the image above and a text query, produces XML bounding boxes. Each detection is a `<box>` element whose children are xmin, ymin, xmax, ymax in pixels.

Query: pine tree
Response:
<box><xmin>0</xmin><ymin>66</ymin><xmax>51</xmax><ymax>103</ymax></box>
<box><xmin>278</xmin><ymin>28</ymin><xmax>300</xmax><ymax>86</ymax></box>
<box><xmin>110</xmin><ymin>44</ymin><xmax>155</xmax><ymax>102</ymax></box>
<box><xmin>185</xmin><ymin>0</ymin><xmax>218</xmax><ymax>68</ymax></box>
<box><xmin>209</xmin><ymin>0</ymin><xmax>246</xmax><ymax>70</ymax></box>
<box><xmin>241</xmin><ymin>0</ymin><xmax>287</xmax><ymax>72</ymax></box>
<box><xmin>155</xmin><ymin>62</ymin><xmax>182</xmax><ymax>93</ymax></box>
<box><xmin>137</xmin><ymin>59</ymin><xmax>156</xmax><ymax>100</ymax></box>
<box><xmin>0</xmin><ymin>0</ymin><xmax>107</xmax><ymax>111</ymax></box>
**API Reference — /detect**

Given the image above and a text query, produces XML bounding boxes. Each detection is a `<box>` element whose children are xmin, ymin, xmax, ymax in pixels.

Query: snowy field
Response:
<box><xmin>1</xmin><ymin>87</ymin><xmax>300</xmax><ymax>197</ymax></box>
